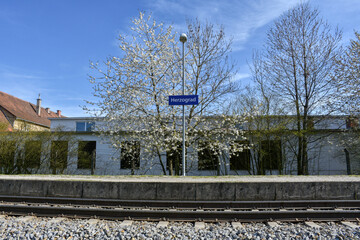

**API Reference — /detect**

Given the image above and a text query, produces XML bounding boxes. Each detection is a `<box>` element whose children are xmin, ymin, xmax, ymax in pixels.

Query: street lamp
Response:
<box><xmin>180</xmin><ymin>33</ymin><xmax>187</xmax><ymax>176</ymax></box>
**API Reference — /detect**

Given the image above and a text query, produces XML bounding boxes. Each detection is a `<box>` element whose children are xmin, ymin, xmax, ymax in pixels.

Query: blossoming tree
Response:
<box><xmin>85</xmin><ymin>12</ymin><xmax>245</xmax><ymax>175</ymax></box>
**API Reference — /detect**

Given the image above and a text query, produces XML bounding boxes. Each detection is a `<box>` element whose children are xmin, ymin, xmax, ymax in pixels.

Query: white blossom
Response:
<box><xmin>84</xmin><ymin>12</ymin><xmax>245</xmax><ymax>175</ymax></box>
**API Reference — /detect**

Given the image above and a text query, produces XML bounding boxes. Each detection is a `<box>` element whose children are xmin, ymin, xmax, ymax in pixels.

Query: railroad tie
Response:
<box><xmin>17</xmin><ymin>216</ymin><xmax>36</xmax><ymax>222</ymax></box>
<box><xmin>267</xmin><ymin>222</ymin><xmax>279</xmax><ymax>228</ymax></box>
<box><xmin>120</xmin><ymin>220</ymin><xmax>133</xmax><ymax>227</ymax></box>
<box><xmin>305</xmin><ymin>221</ymin><xmax>321</xmax><ymax>229</ymax></box>
<box><xmin>48</xmin><ymin>217</ymin><xmax>67</xmax><ymax>223</ymax></box>
<box><xmin>156</xmin><ymin>221</ymin><xmax>169</xmax><ymax>228</ymax></box>
<box><xmin>341</xmin><ymin>221</ymin><xmax>359</xmax><ymax>229</ymax></box>
<box><xmin>194</xmin><ymin>222</ymin><xmax>206</xmax><ymax>231</ymax></box>
<box><xmin>87</xmin><ymin>219</ymin><xmax>99</xmax><ymax>225</ymax></box>
<box><xmin>231</xmin><ymin>222</ymin><xmax>243</xmax><ymax>229</ymax></box>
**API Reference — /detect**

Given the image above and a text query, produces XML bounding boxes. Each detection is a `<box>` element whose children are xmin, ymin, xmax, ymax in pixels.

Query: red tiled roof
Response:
<box><xmin>0</xmin><ymin>91</ymin><xmax>64</xmax><ymax>128</ymax></box>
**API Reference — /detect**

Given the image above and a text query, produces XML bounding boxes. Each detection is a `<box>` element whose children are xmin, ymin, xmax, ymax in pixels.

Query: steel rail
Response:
<box><xmin>0</xmin><ymin>195</ymin><xmax>359</xmax><ymax>209</ymax></box>
<box><xmin>0</xmin><ymin>196</ymin><xmax>360</xmax><ymax>222</ymax></box>
<box><xmin>0</xmin><ymin>203</ymin><xmax>359</xmax><ymax>222</ymax></box>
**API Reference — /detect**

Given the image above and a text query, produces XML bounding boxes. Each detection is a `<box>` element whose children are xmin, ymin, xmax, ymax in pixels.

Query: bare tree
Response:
<box><xmin>331</xmin><ymin>31</ymin><xmax>360</xmax><ymax>173</ymax></box>
<box><xmin>334</xmin><ymin>31</ymin><xmax>360</xmax><ymax>115</ymax></box>
<box><xmin>254</xmin><ymin>2</ymin><xmax>342</xmax><ymax>175</ymax></box>
<box><xmin>231</xmin><ymin>82</ymin><xmax>290</xmax><ymax>175</ymax></box>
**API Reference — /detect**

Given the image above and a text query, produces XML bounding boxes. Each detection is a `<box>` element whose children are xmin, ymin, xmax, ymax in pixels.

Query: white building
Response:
<box><xmin>48</xmin><ymin>116</ymin><xmax>360</xmax><ymax>176</ymax></box>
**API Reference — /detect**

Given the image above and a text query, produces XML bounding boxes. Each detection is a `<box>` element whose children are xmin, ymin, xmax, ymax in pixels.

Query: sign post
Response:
<box><xmin>168</xmin><ymin>94</ymin><xmax>199</xmax><ymax>176</ymax></box>
<box><xmin>180</xmin><ymin>33</ymin><xmax>187</xmax><ymax>177</ymax></box>
<box><xmin>171</xmin><ymin>33</ymin><xmax>199</xmax><ymax>176</ymax></box>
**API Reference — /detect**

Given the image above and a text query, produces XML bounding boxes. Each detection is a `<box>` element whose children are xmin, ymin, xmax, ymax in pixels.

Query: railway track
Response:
<box><xmin>0</xmin><ymin>195</ymin><xmax>359</xmax><ymax>222</ymax></box>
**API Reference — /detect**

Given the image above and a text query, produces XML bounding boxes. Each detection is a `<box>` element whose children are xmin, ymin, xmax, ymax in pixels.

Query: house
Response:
<box><xmin>0</xmin><ymin>91</ymin><xmax>66</xmax><ymax>174</ymax></box>
<box><xmin>0</xmin><ymin>91</ymin><xmax>63</xmax><ymax>131</ymax></box>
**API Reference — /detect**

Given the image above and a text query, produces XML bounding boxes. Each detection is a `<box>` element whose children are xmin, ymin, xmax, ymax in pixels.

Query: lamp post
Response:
<box><xmin>180</xmin><ymin>33</ymin><xmax>187</xmax><ymax>176</ymax></box>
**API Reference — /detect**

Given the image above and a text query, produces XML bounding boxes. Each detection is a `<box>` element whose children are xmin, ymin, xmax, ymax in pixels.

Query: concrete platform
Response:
<box><xmin>0</xmin><ymin>175</ymin><xmax>359</xmax><ymax>201</ymax></box>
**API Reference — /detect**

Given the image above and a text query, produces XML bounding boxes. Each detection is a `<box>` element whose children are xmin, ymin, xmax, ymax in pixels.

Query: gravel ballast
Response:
<box><xmin>0</xmin><ymin>216</ymin><xmax>359</xmax><ymax>239</ymax></box>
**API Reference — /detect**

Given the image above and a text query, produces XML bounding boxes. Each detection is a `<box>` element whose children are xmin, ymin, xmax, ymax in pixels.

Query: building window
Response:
<box><xmin>198</xmin><ymin>142</ymin><xmax>218</xmax><ymax>170</ymax></box>
<box><xmin>230</xmin><ymin>141</ymin><xmax>250</xmax><ymax>171</ymax></box>
<box><xmin>260</xmin><ymin>140</ymin><xmax>282</xmax><ymax>170</ymax></box>
<box><xmin>120</xmin><ymin>141</ymin><xmax>140</xmax><ymax>170</ymax></box>
<box><xmin>0</xmin><ymin>141</ymin><xmax>16</xmax><ymax>172</ymax></box>
<box><xmin>76</xmin><ymin>122</ymin><xmax>95</xmax><ymax>132</ymax></box>
<box><xmin>166</xmin><ymin>142</ymin><xmax>182</xmax><ymax>174</ymax></box>
<box><xmin>25</xmin><ymin>141</ymin><xmax>42</xmax><ymax>168</ymax></box>
<box><xmin>77</xmin><ymin>141</ymin><xmax>96</xmax><ymax>169</ymax></box>
<box><xmin>50</xmin><ymin>141</ymin><xmax>68</xmax><ymax>173</ymax></box>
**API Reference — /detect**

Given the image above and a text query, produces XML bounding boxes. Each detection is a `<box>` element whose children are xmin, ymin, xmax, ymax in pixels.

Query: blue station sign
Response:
<box><xmin>169</xmin><ymin>95</ymin><xmax>199</xmax><ymax>105</ymax></box>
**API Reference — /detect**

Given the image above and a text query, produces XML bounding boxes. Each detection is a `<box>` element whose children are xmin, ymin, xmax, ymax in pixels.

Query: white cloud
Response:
<box><xmin>312</xmin><ymin>0</ymin><xmax>360</xmax><ymax>44</ymax></box>
<box><xmin>148</xmin><ymin>0</ymin><xmax>303</xmax><ymax>51</ymax></box>
<box><xmin>0</xmin><ymin>64</ymin><xmax>89</xmax><ymax>117</ymax></box>
<box><xmin>231</xmin><ymin>72</ymin><xmax>251</xmax><ymax>83</ymax></box>
<box><xmin>1</xmin><ymin>72</ymin><xmax>43</xmax><ymax>80</ymax></box>
<box><xmin>0</xmin><ymin>65</ymin><xmax>45</xmax><ymax>101</ymax></box>
<box><xmin>0</xmin><ymin>64</ymin><xmax>44</xmax><ymax>80</ymax></box>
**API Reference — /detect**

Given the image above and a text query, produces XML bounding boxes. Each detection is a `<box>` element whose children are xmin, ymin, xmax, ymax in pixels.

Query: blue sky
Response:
<box><xmin>1</xmin><ymin>0</ymin><xmax>359</xmax><ymax>117</ymax></box>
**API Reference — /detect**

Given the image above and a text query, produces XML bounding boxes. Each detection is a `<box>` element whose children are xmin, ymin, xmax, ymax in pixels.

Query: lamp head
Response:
<box><xmin>180</xmin><ymin>33</ymin><xmax>187</xmax><ymax>43</ymax></box>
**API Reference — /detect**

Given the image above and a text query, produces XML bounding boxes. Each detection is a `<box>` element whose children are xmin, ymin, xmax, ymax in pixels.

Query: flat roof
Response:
<box><xmin>0</xmin><ymin>175</ymin><xmax>359</xmax><ymax>183</ymax></box>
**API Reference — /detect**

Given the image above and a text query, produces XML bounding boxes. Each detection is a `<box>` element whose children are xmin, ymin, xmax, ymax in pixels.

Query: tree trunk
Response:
<box><xmin>156</xmin><ymin>148</ymin><xmax>167</xmax><ymax>175</ymax></box>
<box><xmin>344</xmin><ymin>148</ymin><xmax>351</xmax><ymax>175</ymax></box>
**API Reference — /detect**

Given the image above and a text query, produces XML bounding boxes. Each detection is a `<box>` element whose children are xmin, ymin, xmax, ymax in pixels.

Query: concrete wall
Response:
<box><xmin>0</xmin><ymin>178</ymin><xmax>358</xmax><ymax>200</ymax></box>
